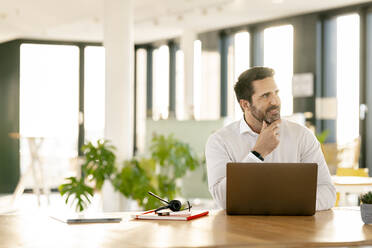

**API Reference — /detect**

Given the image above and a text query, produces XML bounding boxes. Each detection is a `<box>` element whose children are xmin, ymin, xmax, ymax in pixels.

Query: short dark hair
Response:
<box><xmin>234</xmin><ymin>66</ymin><xmax>275</xmax><ymax>104</ymax></box>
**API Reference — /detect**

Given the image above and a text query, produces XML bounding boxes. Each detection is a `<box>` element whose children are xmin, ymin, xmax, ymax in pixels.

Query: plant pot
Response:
<box><xmin>361</xmin><ymin>204</ymin><xmax>372</xmax><ymax>224</ymax></box>
<box><xmin>101</xmin><ymin>180</ymin><xmax>140</xmax><ymax>211</ymax></box>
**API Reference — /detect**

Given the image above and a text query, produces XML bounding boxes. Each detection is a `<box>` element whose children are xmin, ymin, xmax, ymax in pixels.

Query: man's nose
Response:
<box><xmin>270</xmin><ymin>95</ymin><xmax>280</xmax><ymax>105</ymax></box>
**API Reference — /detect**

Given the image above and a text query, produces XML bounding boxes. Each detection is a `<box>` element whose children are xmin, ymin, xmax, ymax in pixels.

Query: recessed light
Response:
<box><xmin>0</xmin><ymin>13</ymin><xmax>7</xmax><ymax>20</ymax></box>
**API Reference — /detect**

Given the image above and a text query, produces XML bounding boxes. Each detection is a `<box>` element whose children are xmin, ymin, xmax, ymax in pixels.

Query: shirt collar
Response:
<box><xmin>239</xmin><ymin>118</ymin><xmax>259</xmax><ymax>136</ymax></box>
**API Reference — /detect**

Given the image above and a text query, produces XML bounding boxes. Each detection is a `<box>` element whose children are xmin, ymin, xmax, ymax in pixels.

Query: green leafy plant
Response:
<box><xmin>360</xmin><ymin>192</ymin><xmax>372</xmax><ymax>204</ymax></box>
<box><xmin>316</xmin><ymin>129</ymin><xmax>330</xmax><ymax>144</ymax></box>
<box><xmin>112</xmin><ymin>158</ymin><xmax>159</xmax><ymax>210</ymax></box>
<box><xmin>59</xmin><ymin>140</ymin><xmax>117</xmax><ymax>212</ymax></box>
<box><xmin>113</xmin><ymin>134</ymin><xmax>200</xmax><ymax>210</ymax></box>
<box><xmin>59</xmin><ymin>177</ymin><xmax>94</xmax><ymax>212</ymax></box>
<box><xmin>81</xmin><ymin>140</ymin><xmax>116</xmax><ymax>190</ymax></box>
<box><xmin>150</xmin><ymin>134</ymin><xmax>199</xmax><ymax>196</ymax></box>
<box><xmin>59</xmin><ymin>134</ymin><xmax>201</xmax><ymax>212</ymax></box>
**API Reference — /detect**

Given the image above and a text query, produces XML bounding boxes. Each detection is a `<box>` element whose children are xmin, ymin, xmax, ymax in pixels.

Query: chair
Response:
<box><xmin>334</xmin><ymin>167</ymin><xmax>369</xmax><ymax>206</ymax></box>
<box><xmin>336</xmin><ymin>168</ymin><xmax>368</xmax><ymax>177</ymax></box>
<box><xmin>337</xmin><ymin>137</ymin><xmax>361</xmax><ymax>169</ymax></box>
<box><xmin>324</xmin><ymin>137</ymin><xmax>364</xmax><ymax>206</ymax></box>
<box><xmin>9</xmin><ymin>134</ymin><xmax>50</xmax><ymax>206</ymax></box>
<box><xmin>322</xmin><ymin>136</ymin><xmax>361</xmax><ymax>175</ymax></box>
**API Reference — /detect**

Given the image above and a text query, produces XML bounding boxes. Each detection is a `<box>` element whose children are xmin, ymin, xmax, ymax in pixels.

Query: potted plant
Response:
<box><xmin>59</xmin><ymin>134</ymin><xmax>201</xmax><ymax>212</ymax></box>
<box><xmin>113</xmin><ymin>134</ymin><xmax>200</xmax><ymax>210</ymax></box>
<box><xmin>59</xmin><ymin>140</ymin><xmax>116</xmax><ymax>212</ymax></box>
<box><xmin>360</xmin><ymin>192</ymin><xmax>372</xmax><ymax>224</ymax></box>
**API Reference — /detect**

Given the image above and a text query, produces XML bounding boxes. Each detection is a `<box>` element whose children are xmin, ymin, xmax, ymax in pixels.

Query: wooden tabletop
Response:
<box><xmin>1</xmin><ymin>208</ymin><xmax>371</xmax><ymax>248</ymax></box>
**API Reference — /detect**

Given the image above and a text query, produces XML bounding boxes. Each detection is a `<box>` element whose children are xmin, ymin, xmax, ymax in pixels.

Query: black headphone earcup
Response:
<box><xmin>169</xmin><ymin>200</ymin><xmax>182</xmax><ymax>211</ymax></box>
<box><xmin>155</xmin><ymin>205</ymin><xmax>169</xmax><ymax>213</ymax></box>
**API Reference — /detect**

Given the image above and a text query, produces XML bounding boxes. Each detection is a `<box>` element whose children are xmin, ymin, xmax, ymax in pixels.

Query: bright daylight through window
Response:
<box><xmin>233</xmin><ymin>31</ymin><xmax>250</xmax><ymax>121</ymax></box>
<box><xmin>20</xmin><ymin>44</ymin><xmax>79</xmax><ymax>187</ymax></box>
<box><xmin>84</xmin><ymin>46</ymin><xmax>105</xmax><ymax>144</ymax></box>
<box><xmin>153</xmin><ymin>45</ymin><xmax>170</xmax><ymax>120</ymax></box>
<box><xmin>336</xmin><ymin>13</ymin><xmax>360</xmax><ymax>146</ymax></box>
<box><xmin>264</xmin><ymin>25</ymin><xmax>294</xmax><ymax>117</ymax></box>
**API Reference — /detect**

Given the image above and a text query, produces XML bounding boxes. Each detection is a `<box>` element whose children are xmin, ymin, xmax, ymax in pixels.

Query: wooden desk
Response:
<box><xmin>1</xmin><ymin>208</ymin><xmax>372</xmax><ymax>247</ymax></box>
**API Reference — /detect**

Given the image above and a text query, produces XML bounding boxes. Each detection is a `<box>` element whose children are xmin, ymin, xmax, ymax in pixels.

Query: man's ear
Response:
<box><xmin>239</xmin><ymin>99</ymin><xmax>250</xmax><ymax>112</ymax></box>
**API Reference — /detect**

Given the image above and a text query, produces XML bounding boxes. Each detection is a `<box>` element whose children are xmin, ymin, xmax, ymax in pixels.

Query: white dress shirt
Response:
<box><xmin>205</xmin><ymin>118</ymin><xmax>336</xmax><ymax>211</ymax></box>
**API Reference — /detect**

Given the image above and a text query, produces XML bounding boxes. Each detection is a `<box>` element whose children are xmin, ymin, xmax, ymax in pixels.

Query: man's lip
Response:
<box><xmin>269</xmin><ymin>109</ymin><xmax>279</xmax><ymax>114</ymax></box>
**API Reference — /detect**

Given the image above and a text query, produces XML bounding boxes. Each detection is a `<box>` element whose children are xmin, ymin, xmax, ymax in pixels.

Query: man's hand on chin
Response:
<box><xmin>253</xmin><ymin>119</ymin><xmax>281</xmax><ymax>158</ymax></box>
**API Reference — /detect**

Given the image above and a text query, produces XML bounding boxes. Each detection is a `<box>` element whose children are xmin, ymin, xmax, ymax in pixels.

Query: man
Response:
<box><xmin>205</xmin><ymin>66</ymin><xmax>336</xmax><ymax>211</ymax></box>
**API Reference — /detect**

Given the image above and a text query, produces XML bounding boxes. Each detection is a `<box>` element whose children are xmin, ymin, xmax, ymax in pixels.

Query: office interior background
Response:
<box><xmin>1</xmin><ymin>0</ymin><xmax>372</xmax><ymax>211</ymax></box>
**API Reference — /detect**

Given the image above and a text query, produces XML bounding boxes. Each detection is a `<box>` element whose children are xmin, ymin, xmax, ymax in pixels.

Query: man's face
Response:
<box><xmin>247</xmin><ymin>77</ymin><xmax>281</xmax><ymax>124</ymax></box>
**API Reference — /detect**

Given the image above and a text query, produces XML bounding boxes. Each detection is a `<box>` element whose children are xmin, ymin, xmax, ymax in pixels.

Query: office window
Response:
<box><xmin>194</xmin><ymin>40</ymin><xmax>220</xmax><ymax>120</ymax></box>
<box><xmin>152</xmin><ymin>45</ymin><xmax>170</xmax><ymax>120</ymax></box>
<box><xmin>231</xmin><ymin>31</ymin><xmax>250</xmax><ymax>121</ymax></box>
<box><xmin>135</xmin><ymin>48</ymin><xmax>147</xmax><ymax>153</ymax></box>
<box><xmin>193</xmin><ymin>40</ymin><xmax>202</xmax><ymax>119</ymax></box>
<box><xmin>84</xmin><ymin>46</ymin><xmax>105</xmax><ymax>144</ymax></box>
<box><xmin>336</xmin><ymin>14</ymin><xmax>360</xmax><ymax>145</ymax></box>
<box><xmin>264</xmin><ymin>25</ymin><xmax>294</xmax><ymax>117</ymax></box>
<box><xmin>20</xmin><ymin>44</ymin><xmax>79</xmax><ymax>187</ymax></box>
<box><xmin>175</xmin><ymin>49</ymin><xmax>186</xmax><ymax>120</ymax></box>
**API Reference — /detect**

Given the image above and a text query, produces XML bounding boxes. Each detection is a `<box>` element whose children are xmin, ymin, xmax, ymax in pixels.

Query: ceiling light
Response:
<box><xmin>0</xmin><ymin>13</ymin><xmax>7</xmax><ymax>20</ymax></box>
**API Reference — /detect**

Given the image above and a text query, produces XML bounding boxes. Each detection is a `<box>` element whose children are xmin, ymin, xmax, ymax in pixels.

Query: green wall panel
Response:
<box><xmin>0</xmin><ymin>40</ymin><xmax>20</xmax><ymax>193</ymax></box>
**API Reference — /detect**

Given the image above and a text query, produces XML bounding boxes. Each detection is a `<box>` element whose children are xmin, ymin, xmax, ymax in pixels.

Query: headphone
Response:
<box><xmin>148</xmin><ymin>191</ymin><xmax>191</xmax><ymax>213</ymax></box>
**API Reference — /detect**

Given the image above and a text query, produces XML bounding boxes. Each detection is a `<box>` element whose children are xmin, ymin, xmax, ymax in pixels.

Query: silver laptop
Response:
<box><xmin>50</xmin><ymin>213</ymin><xmax>122</xmax><ymax>224</ymax></box>
<box><xmin>226</xmin><ymin>163</ymin><xmax>317</xmax><ymax>216</ymax></box>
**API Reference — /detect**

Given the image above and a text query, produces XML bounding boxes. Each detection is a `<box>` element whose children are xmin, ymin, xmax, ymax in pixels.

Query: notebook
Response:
<box><xmin>132</xmin><ymin>210</ymin><xmax>209</xmax><ymax>221</ymax></box>
<box><xmin>226</xmin><ymin>163</ymin><xmax>318</xmax><ymax>216</ymax></box>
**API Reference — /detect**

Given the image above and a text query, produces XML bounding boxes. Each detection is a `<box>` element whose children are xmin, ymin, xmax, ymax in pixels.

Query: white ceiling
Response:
<box><xmin>0</xmin><ymin>0</ymin><xmax>371</xmax><ymax>44</ymax></box>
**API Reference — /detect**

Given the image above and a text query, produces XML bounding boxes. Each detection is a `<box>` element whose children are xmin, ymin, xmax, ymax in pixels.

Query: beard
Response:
<box><xmin>250</xmin><ymin>104</ymin><xmax>281</xmax><ymax>124</ymax></box>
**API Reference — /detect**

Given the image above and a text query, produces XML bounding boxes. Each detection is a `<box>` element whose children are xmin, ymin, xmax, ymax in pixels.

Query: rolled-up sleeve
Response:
<box><xmin>300</xmin><ymin>130</ymin><xmax>336</xmax><ymax>211</ymax></box>
<box><xmin>205</xmin><ymin>133</ymin><xmax>261</xmax><ymax>209</ymax></box>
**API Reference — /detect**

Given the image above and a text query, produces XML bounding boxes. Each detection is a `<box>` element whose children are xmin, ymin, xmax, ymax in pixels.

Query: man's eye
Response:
<box><xmin>262</xmin><ymin>94</ymin><xmax>269</xmax><ymax>98</ymax></box>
